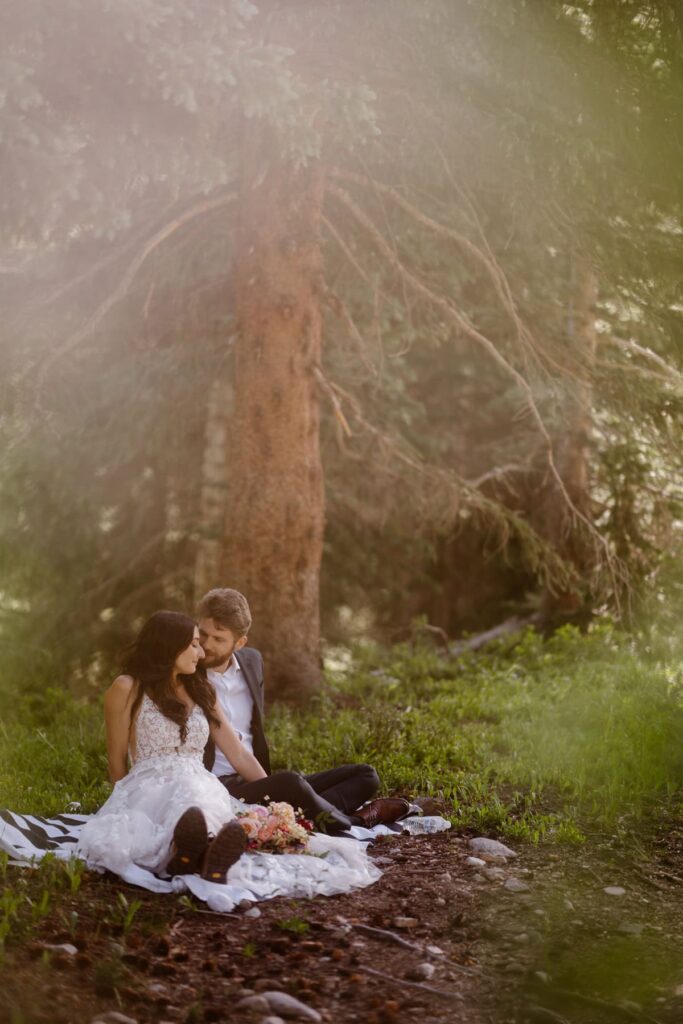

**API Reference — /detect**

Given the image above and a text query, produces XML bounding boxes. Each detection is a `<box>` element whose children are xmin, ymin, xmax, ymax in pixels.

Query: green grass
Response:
<box><xmin>1</xmin><ymin>623</ymin><xmax>682</xmax><ymax>841</ymax></box>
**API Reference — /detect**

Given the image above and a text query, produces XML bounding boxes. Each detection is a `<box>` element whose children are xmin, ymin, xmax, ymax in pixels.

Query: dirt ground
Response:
<box><xmin>2</xmin><ymin>824</ymin><xmax>683</xmax><ymax>1024</ymax></box>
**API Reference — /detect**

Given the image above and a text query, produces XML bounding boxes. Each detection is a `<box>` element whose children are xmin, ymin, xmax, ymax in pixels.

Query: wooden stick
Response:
<box><xmin>356</xmin><ymin>965</ymin><xmax>463</xmax><ymax>1002</ymax></box>
<box><xmin>350</xmin><ymin>923</ymin><xmax>478</xmax><ymax>975</ymax></box>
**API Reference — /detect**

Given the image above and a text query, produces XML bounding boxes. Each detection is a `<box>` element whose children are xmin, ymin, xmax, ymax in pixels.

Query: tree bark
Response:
<box><xmin>223</xmin><ymin>157</ymin><xmax>325</xmax><ymax>699</ymax></box>
<box><xmin>194</xmin><ymin>371</ymin><xmax>231</xmax><ymax>601</ymax></box>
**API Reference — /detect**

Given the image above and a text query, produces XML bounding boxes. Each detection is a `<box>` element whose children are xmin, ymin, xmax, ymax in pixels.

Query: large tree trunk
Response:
<box><xmin>539</xmin><ymin>258</ymin><xmax>598</xmax><ymax>626</ymax></box>
<box><xmin>194</xmin><ymin>371</ymin><xmax>231</xmax><ymax>601</ymax></box>
<box><xmin>223</xmin><ymin>159</ymin><xmax>325</xmax><ymax>699</ymax></box>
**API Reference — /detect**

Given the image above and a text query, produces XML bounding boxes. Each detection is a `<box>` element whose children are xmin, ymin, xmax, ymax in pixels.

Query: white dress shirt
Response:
<box><xmin>207</xmin><ymin>656</ymin><xmax>254</xmax><ymax>778</ymax></box>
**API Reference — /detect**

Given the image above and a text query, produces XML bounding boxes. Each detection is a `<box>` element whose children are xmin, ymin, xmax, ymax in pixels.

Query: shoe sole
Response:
<box><xmin>166</xmin><ymin>806</ymin><xmax>208</xmax><ymax>876</ymax></box>
<box><xmin>201</xmin><ymin>821</ymin><xmax>247</xmax><ymax>883</ymax></box>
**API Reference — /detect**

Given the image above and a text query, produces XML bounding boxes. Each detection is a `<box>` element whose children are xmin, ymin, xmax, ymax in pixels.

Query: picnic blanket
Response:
<box><xmin>0</xmin><ymin>808</ymin><xmax>450</xmax><ymax>912</ymax></box>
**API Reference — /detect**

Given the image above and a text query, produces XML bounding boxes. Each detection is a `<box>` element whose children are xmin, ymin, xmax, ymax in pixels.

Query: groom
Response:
<box><xmin>198</xmin><ymin>587</ymin><xmax>409</xmax><ymax>834</ymax></box>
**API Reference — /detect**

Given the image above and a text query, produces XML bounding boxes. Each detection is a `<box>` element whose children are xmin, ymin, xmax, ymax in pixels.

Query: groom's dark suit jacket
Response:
<box><xmin>203</xmin><ymin>646</ymin><xmax>271</xmax><ymax>774</ymax></box>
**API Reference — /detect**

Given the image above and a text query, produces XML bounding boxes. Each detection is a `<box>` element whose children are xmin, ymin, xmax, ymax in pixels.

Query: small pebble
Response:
<box><xmin>236</xmin><ymin>996</ymin><xmax>270</xmax><ymax>1013</ymax></box>
<box><xmin>504</xmin><ymin>963</ymin><xmax>525</xmax><ymax>975</ymax></box>
<box><xmin>393</xmin><ymin>917</ymin><xmax>418</xmax><ymax>929</ymax></box>
<box><xmin>469</xmin><ymin>837</ymin><xmax>517</xmax><ymax>860</ymax></box>
<box><xmin>426</xmin><ymin>944</ymin><xmax>444</xmax><ymax>955</ymax></box>
<box><xmin>604</xmin><ymin>886</ymin><xmax>626</xmax><ymax>897</ymax></box>
<box><xmin>533</xmin><ymin>971</ymin><xmax>550</xmax><ymax>984</ymax></box>
<box><xmin>435</xmin><ymin>896</ymin><xmax>446</xmax><ymax>906</ymax></box>
<box><xmin>407</xmin><ymin>962</ymin><xmax>436</xmax><ymax>981</ymax></box>
<box><xmin>504</xmin><ymin>877</ymin><xmax>530</xmax><ymax>893</ymax></box>
<box><xmin>244</xmin><ymin>907</ymin><xmax>262</xmax><ymax>918</ymax></box>
<box><xmin>254</xmin><ymin>978</ymin><xmax>284</xmax><ymax>992</ymax></box>
<box><xmin>45</xmin><ymin>943</ymin><xmax>78</xmax><ymax>956</ymax></box>
<box><xmin>261</xmin><ymin>1019</ymin><xmax>286</xmax><ymax>1024</ymax></box>
<box><xmin>483</xmin><ymin>867</ymin><xmax>506</xmax><ymax>881</ymax></box>
<box><xmin>260</xmin><ymin>992</ymin><xmax>321</xmax><ymax>1022</ymax></box>
<box><xmin>466</xmin><ymin>856</ymin><xmax>486</xmax><ymax>867</ymax></box>
<box><xmin>617</xmin><ymin>922</ymin><xmax>643</xmax><ymax>937</ymax></box>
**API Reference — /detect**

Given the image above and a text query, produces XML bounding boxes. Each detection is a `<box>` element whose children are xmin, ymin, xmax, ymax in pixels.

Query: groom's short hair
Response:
<box><xmin>198</xmin><ymin>588</ymin><xmax>252</xmax><ymax>636</ymax></box>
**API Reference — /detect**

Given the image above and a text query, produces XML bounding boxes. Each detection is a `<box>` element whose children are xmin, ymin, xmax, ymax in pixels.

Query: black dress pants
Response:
<box><xmin>219</xmin><ymin>763</ymin><xmax>379</xmax><ymax>834</ymax></box>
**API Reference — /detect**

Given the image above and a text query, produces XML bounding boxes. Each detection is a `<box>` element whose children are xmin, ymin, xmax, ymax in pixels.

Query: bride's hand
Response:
<box><xmin>210</xmin><ymin>704</ymin><xmax>267</xmax><ymax>783</ymax></box>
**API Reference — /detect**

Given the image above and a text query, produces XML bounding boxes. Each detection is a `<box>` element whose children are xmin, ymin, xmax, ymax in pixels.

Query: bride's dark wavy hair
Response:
<box><xmin>123</xmin><ymin>610</ymin><xmax>219</xmax><ymax>742</ymax></box>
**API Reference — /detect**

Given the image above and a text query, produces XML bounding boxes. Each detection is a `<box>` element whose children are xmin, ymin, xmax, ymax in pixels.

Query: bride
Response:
<box><xmin>76</xmin><ymin>610</ymin><xmax>268</xmax><ymax>882</ymax></box>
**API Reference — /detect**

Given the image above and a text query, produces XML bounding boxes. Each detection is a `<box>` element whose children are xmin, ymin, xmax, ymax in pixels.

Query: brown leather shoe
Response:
<box><xmin>166</xmin><ymin>806</ymin><xmax>208</xmax><ymax>876</ymax></box>
<box><xmin>201</xmin><ymin>821</ymin><xmax>247</xmax><ymax>883</ymax></box>
<box><xmin>355</xmin><ymin>797</ymin><xmax>411</xmax><ymax>828</ymax></box>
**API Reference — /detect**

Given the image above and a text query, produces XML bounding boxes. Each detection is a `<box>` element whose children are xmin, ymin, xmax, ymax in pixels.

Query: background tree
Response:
<box><xmin>1</xmin><ymin>0</ymin><xmax>680</xmax><ymax>699</ymax></box>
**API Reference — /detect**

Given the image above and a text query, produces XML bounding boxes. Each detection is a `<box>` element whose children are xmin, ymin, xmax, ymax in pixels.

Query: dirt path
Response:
<box><xmin>2</xmin><ymin>827</ymin><xmax>683</xmax><ymax>1024</ymax></box>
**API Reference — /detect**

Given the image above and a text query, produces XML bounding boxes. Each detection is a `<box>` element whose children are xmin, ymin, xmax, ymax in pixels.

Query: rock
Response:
<box><xmin>483</xmin><ymin>867</ymin><xmax>506</xmax><ymax>881</ymax></box>
<box><xmin>146</xmin><ymin>983</ymin><xmax>168</xmax><ymax>995</ymax></box>
<box><xmin>513</xmin><ymin>933</ymin><xmax>529</xmax><ymax>944</ymax></box>
<box><xmin>435</xmin><ymin>896</ymin><xmax>446</xmax><ymax>906</ymax></box>
<box><xmin>260</xmin><ymin>992</ymin><xmax>321</xmax><ymax>1021</ymax></box>
<box><xmin>563</xmin><ymin>898</ymin><xmax>575</xmax><ymax>911</ymax></box>
<box><xmin>533</xmin><ymin>971</ymin><xmax>550</xmax><ymax>984</ymax></box>
<box><xmin>45</xmin><ymin>943</ymin><xmax>78</xmax><ymax>956</ymax></box>
<box><xmin>617</xmin><ymin>922</ymin><xmax>643</xmax><ymax>937</ymax></box>
<box><xmin>393</xmin><ymin>917</ymin><xmax>418</xmax><ymax>929</ymax></box>
<box><xmin>236</xmin><ymin>996</ymin><xmax>270</xmax><ymax>1013</ymax></box>
<box><xmin>440</xmin><ymin>871</ymin><xmax>453</xmax><ymax>882</ymax></box>
<box><xmin>254</xmin><ymin>978</ymin><xmax>284</xmax><ymax>992</ymax></box>
<box><xmin>244</xmin><ymin>907</ymin><xmax>262</xmax><ymax>918</ymax></box>
<box><xmin>504</xmin><ymin>962</ymin><xmax>525</xmax><ymax>975</ymax></box>
<box><xmin>504</xmin><ymin>877</ymin><xmax>530</xmax><ymax>893</ymax></box>
<box><xmin>90</xmin><ymin>1014</ymin><xmax>138</xmax><ymax>1024</ymax></box>
<box><xmin>466</xmin><ymin>856</ymin><xmax>486</xmax><ymax>867</ymax></box>
<box><xmin>604</xmin><ymin>886</ymin><xmax>626</xmax><ymax>896</ymax></box>
<box><xmin>468</xmin><ymin>837</ymin><xmax>516</xmax><ymax>860</ymax></box>
<box><xmin>673</xmin><ymin>984</ymin><xmax>683</xmax><ymax>998</ymax></box>
<box><xmin>261</xmin><ymin>1018</ymin><xmax>286</xmax><ymax>1024</ymax></box>
<box><xmin>426</xmin><ymin>944</ymin><xmax>444</xmax><ymax>956</ymax></box>
<box><xmin>406</xmin><ymin>963</ymin><xmax>435</xmax><ymax>981</ymax></box>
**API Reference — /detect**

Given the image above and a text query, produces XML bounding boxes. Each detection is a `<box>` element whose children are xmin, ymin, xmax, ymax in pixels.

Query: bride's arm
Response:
<box><xmin>209</xmin><ymin>704</ymin><xmax>267</xmax><ymax>783</ymax></box>
<box><xmin>104</xmin><ymin>675</ymin><xmax>136</xmax><ymax>783</ymax></box>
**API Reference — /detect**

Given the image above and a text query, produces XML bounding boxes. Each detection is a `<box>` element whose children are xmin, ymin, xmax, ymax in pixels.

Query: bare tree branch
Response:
<box><xmin>327</xmin><ymin>182</ymin><xmax>628</xmax><ymax>602</ymax></box>
<box><xmin>23</xmin><ymin>191</ymin><xmax>236</xmax><ymax>397</ymax></box>
<box><xmin>603</xmin><ymin>335</ymin><xmax>683</xmax><ymax>387</ymax></box>
<box><xmin>314</xmin><ymin>363</ymin><xmax>575</xmax><ymax>592</ymax></box>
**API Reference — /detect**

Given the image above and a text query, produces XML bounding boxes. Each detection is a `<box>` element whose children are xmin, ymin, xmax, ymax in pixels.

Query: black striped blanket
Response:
<box><xmin>0</xmin><ymin>809</ymin><xmax>88</xmax><ymax>861</ymax></box>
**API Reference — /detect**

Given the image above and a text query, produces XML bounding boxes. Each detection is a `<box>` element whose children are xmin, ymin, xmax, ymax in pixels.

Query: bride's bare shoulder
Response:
<box><xmin>105</xmin><ymin>674</ymin><xmax>138</xmax><ymax>707</ymax></box>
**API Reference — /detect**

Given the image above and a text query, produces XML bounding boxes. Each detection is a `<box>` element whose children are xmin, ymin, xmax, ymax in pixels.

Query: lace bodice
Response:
<box><xmin>132</xmin><ymin>693</ymin><xmax>209</xmax><ymax>763</ymax></box>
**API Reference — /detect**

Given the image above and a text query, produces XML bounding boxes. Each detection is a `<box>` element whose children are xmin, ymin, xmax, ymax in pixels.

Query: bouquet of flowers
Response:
<box><xmin>236</xmin><ymin>802</ymin><xmax>313</xmax><ymax>854</ymax></box>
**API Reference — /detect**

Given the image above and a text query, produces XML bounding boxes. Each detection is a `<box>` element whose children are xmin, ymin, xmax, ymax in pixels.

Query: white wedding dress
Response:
<box><xmin>76</xmin><ymin>693</ymin><xmax>380</xmax><ymax>908</ymax></box>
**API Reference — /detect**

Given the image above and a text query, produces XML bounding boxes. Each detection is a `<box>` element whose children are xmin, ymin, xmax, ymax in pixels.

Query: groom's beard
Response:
<box><xmin>201</xmin><ymin>650</ymin><xmax>235</xmax><ymax>670</ymax></box>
